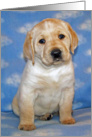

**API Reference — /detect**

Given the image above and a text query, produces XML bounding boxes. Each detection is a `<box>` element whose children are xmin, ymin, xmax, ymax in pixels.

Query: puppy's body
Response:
<box><xmin>12</xmin><ymin>18</ymin><xmax>78</xmax><ymax>131</ymax></box>
<box><xmin>14</xmin><ymin>57</ymin><xmax>74</xmax><ymax>116</ymax></box>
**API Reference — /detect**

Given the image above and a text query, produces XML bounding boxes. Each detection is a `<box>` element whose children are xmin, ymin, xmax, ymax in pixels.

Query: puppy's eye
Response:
<box><xmin>39</xmin><ymin>39</ymin><xmax>46</xmax><ymax>44</ymax></box>
<box><xmin>58</xmin><ymin>34</ymin><xmax>65</xmax><ymax>39</ymax></box>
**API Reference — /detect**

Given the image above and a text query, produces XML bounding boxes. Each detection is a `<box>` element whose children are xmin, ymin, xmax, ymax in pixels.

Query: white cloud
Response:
<box><xmin>85</xmin><ymin>49</ymin><xmax>91</xmax><ymax>56</ymax></box>
<box><xmin>54</xmin><ymin>11</ymin><xmax>83</xmax><ymax>19</ymax></box>
<box><xmin>19</xmin><ymin>53</ymin><xmax>23</xmax><ymax>59</ymax></box>
<box><xmin>75</xmin><ymin>79</ymin><xmax>84</xmax><ymax>90</ymax></box>
<box><xmin>1</xmin><ymin>59</ymin><xmax>9</xmax><ymax>69</ymax></box>
<box><xmin>85</xmin><ymin>67</ymin><xmax>91</xmax><ymax>73</ymax></box>
<box><xmin>6</xmin><ymin>73</ymin><xmax>21</xmax><ymax>87</ymax></box>
<box><xmin>73</xmin><ymin>62</ymin><xmax>77</xmax><ymax>68</ymax></box>
<box><xmin>6</xmin><ymin>104</ymin><xmax>12</xmax><ymax>111</ymax></box>
<box><xmin>78</xmin><ymin>19</ymin><xmax>91</xmax><ymax>31</ymax></box>
<box><xmin>1</xmin><ymin>35</ymin><xmax>13</xmax><ymax>47</ymax></box>
<box><xmin>77</xmin><ymin>34</ymin><xmax>86</xmax><ymax>45</ymax></box>
<box><xmin>73</xmin><ymin>102</ymin><xmax>83</xmax><ymax>110</ymax></box>
<box><xmin>1</xmin><ymin>18</ymin><xmax>4</xmax><ymax>23</ymax></box>
<box><xmin>17</xmin><ymin>21</ymin><xmax>39</xmax><ymax>34</ymax></box>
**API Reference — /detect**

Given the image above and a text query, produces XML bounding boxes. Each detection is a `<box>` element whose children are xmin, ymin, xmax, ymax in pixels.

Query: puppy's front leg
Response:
<box><xmin>18</xmin><ymin>86</ymin><xmax>36</xmax><ymax>131</ymax></box>
<box><xmin>59</xmin><ymin>87</ymin><xmax>75</xmax><ymax>124</ymax></box>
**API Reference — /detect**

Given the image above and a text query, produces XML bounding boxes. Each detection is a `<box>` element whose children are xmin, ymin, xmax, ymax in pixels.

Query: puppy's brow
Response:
<box><xmin>44</xmin><ymin>21</ymin><xmax>52</xmax><ymax>29</ymax></box>
<box><xmin>40</xmin><ymin>34</ymin><xmax>44</xmax><ymax>37</ymax></box>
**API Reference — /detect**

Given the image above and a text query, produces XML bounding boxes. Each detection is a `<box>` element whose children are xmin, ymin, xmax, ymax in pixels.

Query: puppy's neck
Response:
<box><xmin>32</xmin><ymin>56</ymin><xmax>72</xmax><ymax>70</ymax></box>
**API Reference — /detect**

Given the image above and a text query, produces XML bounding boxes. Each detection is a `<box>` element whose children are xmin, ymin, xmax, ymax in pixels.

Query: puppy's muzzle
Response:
<box><xmin>51</xmin><ymin>48</ymin><xmax>62</xmax><ymax>61</ymax></box>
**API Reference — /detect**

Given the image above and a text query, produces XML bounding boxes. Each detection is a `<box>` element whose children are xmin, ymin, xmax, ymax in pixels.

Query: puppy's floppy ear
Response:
<box><xmin>67</xmin><ymin>23</ymin><xmax>78</xmax><ymax>54</ymax></box>
<box><xmin>23</xmin><ymin>31</ymin><xmax>35</xmax><ymax>65</ymax></box>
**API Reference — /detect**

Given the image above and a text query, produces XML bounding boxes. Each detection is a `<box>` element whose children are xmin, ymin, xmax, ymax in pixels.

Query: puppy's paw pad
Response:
<box><xmin>46</xmin><ymin>114</ymin><xmax>53</xmax><ymax>120</ymax></box>
<box><xmin>40</xmin><ymin>114</ymin><xmax>53</xmax><ymax>121</ymax></box>
<box><xmin>61</xmin><ymin>117</ymin><xmax>75</xmax><ymax>124</ymax></box>
<box><xmin>18</xmin><ymin>124</ymin><xmax>36</xmax><ymax>131</ymax></box>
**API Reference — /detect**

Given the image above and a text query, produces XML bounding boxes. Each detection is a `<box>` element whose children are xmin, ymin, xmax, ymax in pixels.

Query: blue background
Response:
<box><xmin>1</xmin><ymin>11</ymin><xmax>91</xmax><ymax>112</ymax></box>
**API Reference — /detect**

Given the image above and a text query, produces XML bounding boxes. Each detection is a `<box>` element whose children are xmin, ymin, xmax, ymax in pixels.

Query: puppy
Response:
<box><xmin>12</xmin><ymin>18</ymin><xmax>78</xmax><ymax>131</ymax></box>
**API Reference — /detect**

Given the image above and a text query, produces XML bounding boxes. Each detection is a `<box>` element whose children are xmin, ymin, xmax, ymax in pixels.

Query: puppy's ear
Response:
<box><xmin>67</xmin><ymin>23</ymin><xmax>78</xmax><ymax>54</ymax></box>
<box><xmin>23</xmin><ymin>31</ymin><xmax>35</xmax><ymax>65</ymax></box>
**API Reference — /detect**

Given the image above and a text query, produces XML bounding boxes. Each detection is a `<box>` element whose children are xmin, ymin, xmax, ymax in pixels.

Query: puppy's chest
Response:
<box><xmin>34</xmin><ymin>67</ymin><xmax>73</xmax><ymax>91</ymax></box>
<box><xmin>38</xmin><ymin>74</ymin><xmax>63</xmax><ymax>91</ymax></box>
<box><xmin>35</xmin><ymin>73</ymin><xmax>62</xmax><ymax>99</ymax></box>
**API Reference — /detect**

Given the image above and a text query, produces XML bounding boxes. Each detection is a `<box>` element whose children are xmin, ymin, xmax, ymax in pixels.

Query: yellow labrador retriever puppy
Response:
<box><xmin>12</xmin><ymin>18</ymin><xmax>78</xmax><ymax>131</ymax></box>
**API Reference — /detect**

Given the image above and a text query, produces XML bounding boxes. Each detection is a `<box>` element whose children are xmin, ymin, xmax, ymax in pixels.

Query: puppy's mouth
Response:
<box><xmin>53</xmin><ymin>57</ymin><xmax>63</xmax><ymax>62</ymax></box>
<box><xmin>42</xmin><ymin>48</ymin><xmax>65</xmax><ymax>66</ymax></box>
<box><xmin>52</xmin><ymin>58</ymin><xmax>64</xmax><ymax>65</ymax></box>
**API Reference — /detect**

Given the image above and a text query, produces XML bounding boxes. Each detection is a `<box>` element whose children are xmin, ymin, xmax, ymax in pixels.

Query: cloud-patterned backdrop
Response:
<box><xmin>1</xmin><ymin>11</ymin><xmax>91</xmax><ymax>112</ymax></box>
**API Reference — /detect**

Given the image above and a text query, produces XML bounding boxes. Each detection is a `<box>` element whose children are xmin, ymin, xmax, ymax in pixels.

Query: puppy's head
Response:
<box><xmin>23</xmin><ymin>18</ymin><xmax>78</xmax><ymax>65</ymax></box>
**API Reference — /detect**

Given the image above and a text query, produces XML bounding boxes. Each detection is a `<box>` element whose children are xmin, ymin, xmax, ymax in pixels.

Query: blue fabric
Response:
<box><xmin>1</xmin><ymin>108</ymin><xmax>91</xmax><ymax>136</ymax></box>
<box><xmin>1</xmin><ymin>11</ymin><xmax>91</xmax><ymax>112</ymax></box>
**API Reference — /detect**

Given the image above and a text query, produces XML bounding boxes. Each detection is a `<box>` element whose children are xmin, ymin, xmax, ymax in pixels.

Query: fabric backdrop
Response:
<box><xmin>1</xmin><ymin>11</ymin><xmax>91</xmax><ymax>112</ymax></box>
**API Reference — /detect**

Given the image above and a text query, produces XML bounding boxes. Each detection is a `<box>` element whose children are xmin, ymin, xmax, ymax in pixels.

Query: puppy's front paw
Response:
<box><xmin>60</xmin><ymin>117</ymin><xmax>75</xmax><ymax>124</ymax></box>
<box><xmin>18</xmin><ymin>123</ymin><xmax>36</xmax><ymax>131</ymax></box>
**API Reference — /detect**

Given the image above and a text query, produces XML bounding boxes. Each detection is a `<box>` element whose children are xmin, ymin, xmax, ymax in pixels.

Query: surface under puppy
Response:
<box><xmin>12</xmin><ymin>18</ymin><xmax>78</xmax><ymax>131</ymax></box>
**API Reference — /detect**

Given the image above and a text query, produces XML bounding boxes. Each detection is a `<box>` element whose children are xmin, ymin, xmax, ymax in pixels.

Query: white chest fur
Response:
<box><xmin>21</xmin><ymin>58</ymin><xmax>74</xmax><ymax>116</ymax></box>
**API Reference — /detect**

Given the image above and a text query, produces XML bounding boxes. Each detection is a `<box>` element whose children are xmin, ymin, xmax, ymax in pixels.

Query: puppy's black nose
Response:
<box><xmin>51</xmin><ymin>49</ymin><xmax>61</xmax><ymax>59</ymax></box>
